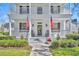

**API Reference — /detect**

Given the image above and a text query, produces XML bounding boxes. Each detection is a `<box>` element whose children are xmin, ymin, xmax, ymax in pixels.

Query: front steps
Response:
<box><xmin>28</xmin><ymin>37</ymin><xmax>48</xmax><ymax>46</ymax></box>
<box><xmin>30</xmin><ymin>43</ymin><xmax>52</xmax><ymax>56</ymax></box>
<box><xmin>28</xmin><ymin>37</ymin><xmax>52</xmax><ymax>56</ymax></box>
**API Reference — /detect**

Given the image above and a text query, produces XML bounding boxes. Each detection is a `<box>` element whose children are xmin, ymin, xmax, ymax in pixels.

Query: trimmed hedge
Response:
<box><xmin>0</xmin><ymin>36</ymin><xmax>16</xmax><ymax>40</ymax></box>
<box><xmin>0</xmin><ymin>40</ymin><xmax>28</xmax><ymax>47</ymax></box>
<box><xmin>50</xmin><ymin>39</ymin><xmax>78</xmax><ymax>49</ymax></box>
<box><xmin>66</xmin><ymin>34</ymin><xmax>79</xmax><ymax>40</ymax></box>
<box><xmin>0</xmin><ymin>32</ymin><xmax>9</xmax><ymax>35</ymax></box>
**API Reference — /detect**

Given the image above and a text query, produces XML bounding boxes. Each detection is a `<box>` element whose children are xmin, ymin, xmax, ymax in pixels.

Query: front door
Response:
<box><xmin>37</xmin><ymin>24</ymin><xmax>42</xmax><ymax>36</ymax></box>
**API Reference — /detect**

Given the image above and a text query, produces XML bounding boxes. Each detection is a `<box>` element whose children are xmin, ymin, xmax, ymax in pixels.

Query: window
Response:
<box><xmin>19</xmin><ymin>23</ymin><xmax>26</xmax><ymax>31</ymax></box>
<box><xmin>19</xmin><ymin>6</ymin><xmax>29</xmax><ymax>14</ymax></box>
<box><xmin>51</xmin><ymin>6</ymin><xmax>54</xmax><ymax>14</ymax></box>
<box><xmin>37</xmin><ymin>7</ymin><xmax>42</xmax><ymax>14</ymax></box>
<box><xmin>27</xmin><ymin>6</ymin><xmax>29</xmax><ymax>14</ymax></box>
<box><xmin>57</xmin><ymin>6</ymin><xmax>60</xmax><ymax>13</ymax></box>
<box><xmin>51</xmin><ymin>22</ymin><xmax>60</xmax><ymax>32</ymax></box>
<box><xmin>20</xmin><ymin>6</ymin><xmax>22</xmax><ymax>14</ymax></box>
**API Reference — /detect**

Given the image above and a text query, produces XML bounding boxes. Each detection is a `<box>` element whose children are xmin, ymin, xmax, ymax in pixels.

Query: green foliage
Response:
<box><xmin>0</xmin><ymin>32</ymin><xmax>9</xmax><ymax>36</ymax></box>
<box><xmin>52</xmin><ymin>47</ymin><xmax>79</xmax><ymax>56</ymax></box>
<box><xmin>59</xmin><ymin>40</ymin><xmax>68</xmax><ymax>48</ymax></box>
<box><xmin>50</xmin><ymin>39</ymin><xmax>77</xmax><ymax>49</ymax></box>
<box><xmin>2</xmin><ymin>32</ymin><xmax>9</xmax><ymax>35</ymax></box>
<box><xmin>0</xmin><ymin>40</ymin><xmax>28</xmax><ymax>47</ymax></box>
<box><xmin>66</xmin><ymin>34</ymin><xmax>79</xmax><ymax>40</ymax></box>
<box><xmin>50</xmin><ymin>40</ymin><xmax>60</xmax><ymax>49</ymax></box>
<box><xmin>67</xmin><ymin>39</ymin><xmax>77</xmax><ymax>47</ymax></box>
<box><xmin>77</xmin><ymin>40</ymin><xmax>79</xmax><ymax>46</ymax></box>
<box><xmin>0</xmin><ymin>36</ymin><xmax>16</xmax><ymax>40</ymax></box>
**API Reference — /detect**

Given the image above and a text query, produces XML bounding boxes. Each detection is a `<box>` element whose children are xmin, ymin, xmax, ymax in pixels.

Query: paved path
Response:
<box><xmin>30</xmin><ymin>43</ymin><xmax>52</xmax><ymax>56</ymax></box>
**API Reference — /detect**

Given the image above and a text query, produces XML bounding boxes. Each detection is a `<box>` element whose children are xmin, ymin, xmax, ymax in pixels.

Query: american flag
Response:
<box><xmin>26</xmin><ymin>16</ymin><xmax>30</xmax><ymax>31</ymax></box>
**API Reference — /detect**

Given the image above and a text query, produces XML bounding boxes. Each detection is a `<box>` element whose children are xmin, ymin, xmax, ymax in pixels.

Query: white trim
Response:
<box><xmin>64</xmin><ymin>21</ymin><xmax>66</xmax><ymax>30</ymax></box>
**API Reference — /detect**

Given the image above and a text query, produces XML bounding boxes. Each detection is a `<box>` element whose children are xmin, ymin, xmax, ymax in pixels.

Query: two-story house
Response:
<box><xmin>9</xmin><ymin>3</ymin><xmax>72</xmax><ymax>44</ymax></box>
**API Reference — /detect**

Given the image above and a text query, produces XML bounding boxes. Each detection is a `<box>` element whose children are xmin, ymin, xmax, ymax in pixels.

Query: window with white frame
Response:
<box><xmin>19</xmin><ymin>23</ymin><xmax>26</xmax><ymax>31</ymax></box>
<box><xmin>51</xmin><ymin>5</ymin><xmax>60</xmax><ymax>14</ymax></box>
<box><xmin>51</xmin><ymin>6</ymin><xmax>54</xmax><ymax>14</ymax></box>
<box><xmin>37</xmin><ymin>7</ymin><xmax>42</xmax><ymax>14</ymax></box>
<box><xmin>57</xmin><ymin>6</ymin><xmax>60</xmax><ymax>13</ymax></box>
<box><xmin>27</xmin><ymin>6</ymin><xmax>29</xmax><ymax>14</ymax></box>
<box><xmin>51</xmin><ymin>22</ymin><xmax>60</xmax><ymax>32</ymax></box>
<box><xmin>20</xmin><ymin>6</ymin><xmax>29</xmax><ymax>14</ymax></box>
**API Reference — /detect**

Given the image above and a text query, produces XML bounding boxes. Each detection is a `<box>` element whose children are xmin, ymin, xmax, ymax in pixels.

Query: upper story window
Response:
<box><xmin>50</xmin><ymin>5</ymin><xmax>60</xmax><ymax>14</ymax></box>
<box><xmin>20</xmin><ymin>6</ymin><xmax>22</xmax><ymax>14</ymax></box>
<box><xmin>51</xmin><ymin>6</ymin><xmax>54</xmax><ymax>14</ymax></box>
<box><xmin>57</xmin><ymin>6</ymin><xmax>60</xmax><ymax>13</ymax></box>
<box><xmin>27</xmin><ymin>6</ymin><xmax>29</xmax><ymax>14</ymax></box>
<box><xmin>37</xmin><ymin>7</ymin><xmax>42</xmax><ymax>14</ymax></box>
<box><xmin>20</xmin><ymin>6</ymin><xmax>29</xmax><ymax>14</ymax></box>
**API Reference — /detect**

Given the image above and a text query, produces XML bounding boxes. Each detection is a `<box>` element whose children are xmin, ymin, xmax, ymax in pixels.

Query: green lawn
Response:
<box><xmin>51</xmin><ymin>47</ymin><xmax>79</xmax><ymax>56</ymax></box>
<box><xmin>0</xmin><ymin>48</ymin><xmax>31</xmax><ymax>56</ymax></box>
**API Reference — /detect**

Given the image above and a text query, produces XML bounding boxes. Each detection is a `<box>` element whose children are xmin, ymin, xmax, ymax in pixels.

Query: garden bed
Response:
<box><xmin>50</xmin><ymin>39</ymin><xmax>79</xmax><ymax>56</ymax></box>
<box><xmin>0</xmin><ymin>39</ymin><xmax>31</xmax><ymax>56</ymax></box>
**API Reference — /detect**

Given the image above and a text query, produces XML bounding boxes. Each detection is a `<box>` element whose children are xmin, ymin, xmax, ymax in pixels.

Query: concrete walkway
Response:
<box><xmin>30</xmin><ymin>43</ymin><xmax>52</xmax><ymax>56</ymax></box>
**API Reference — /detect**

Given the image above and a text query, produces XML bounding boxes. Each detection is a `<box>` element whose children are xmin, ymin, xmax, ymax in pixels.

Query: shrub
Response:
<box><xmin>67</xmin><ymin>39</ymin><xmax>77</xmax><ymax>47</ymax></box>
<box><xmin>77</xmin><ymin>40</ymin><xmax>79</xmax><ymax>47</ymax></box>
<box><xmin>59</xmin><ymin>40</ymin><xmax>68</xmax><ymax>48</ymax></box>
<box><xmin>0</xmin><ymin>32</ymin><xmax>9</xmax><ymax>35</ymax></box>
<box><xmin>2</xmin><ymin>32</ymin><xmax>9</xmax><ymax>35</ymax></box>
<box><xmin>66</xmin><ymin>34</ymin><xmax>79</xmax><ymax>40</ymax></box>
<box><xmin>50</xmin><ymin>39</ymin><xmax>77</xmax><ymax>49</ymax></box>
<box><xmin>50</xmin><ymin>40</ymin><xmax>60</xmax><ymax>49</ymax></box>
<box><xmin>0</xmin><ymin>40</ymin><xmax>28</xmax><ymax>47</ymax></box>
<box><xmin>0</xmin><ymin>36</ymin><xmax>16</xmax><ymax>40</ymax></box>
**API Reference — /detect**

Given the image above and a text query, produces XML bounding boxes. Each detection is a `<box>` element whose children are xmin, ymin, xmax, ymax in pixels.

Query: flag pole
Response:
<box><xmin>28</xmin><ymin>3</ymin><xmax>31</xmax><ymax>45</ymax></box>
<box><xmin>69</xmin><ymin>3</ymin><xmax>72</xmax><ymax>33</ymax></box>
<box><xmin>49</xmin><ymin>3</ymin><xmax>51</xmax><ymax>38</ymax></box>
<box><xmin>8</xmin><ymin>14</ymin><xmax>11</xmax><ymax>36</ymax></box>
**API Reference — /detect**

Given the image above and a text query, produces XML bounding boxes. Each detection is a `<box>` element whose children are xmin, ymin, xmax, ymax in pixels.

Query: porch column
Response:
<box><xmin>64</xmin><ymin>21</ymin><xmax>66</xmax><ymax>30</ymax></box>
<box><xmin>69</xmin><ymin>18</ymin><xmax>72</xmax><ymax>33</ymax></box>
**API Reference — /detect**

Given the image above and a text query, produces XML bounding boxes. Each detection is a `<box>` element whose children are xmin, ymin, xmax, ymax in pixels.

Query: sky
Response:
<box><xmin>0</xmin><ymin>3</ymin><xmax>10</xmax><ymax>26</ymax></box>
<box><xmin>0</xmin><ymin>3</ymin><xmax>79</xmax><ymax>26</ymax></box>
